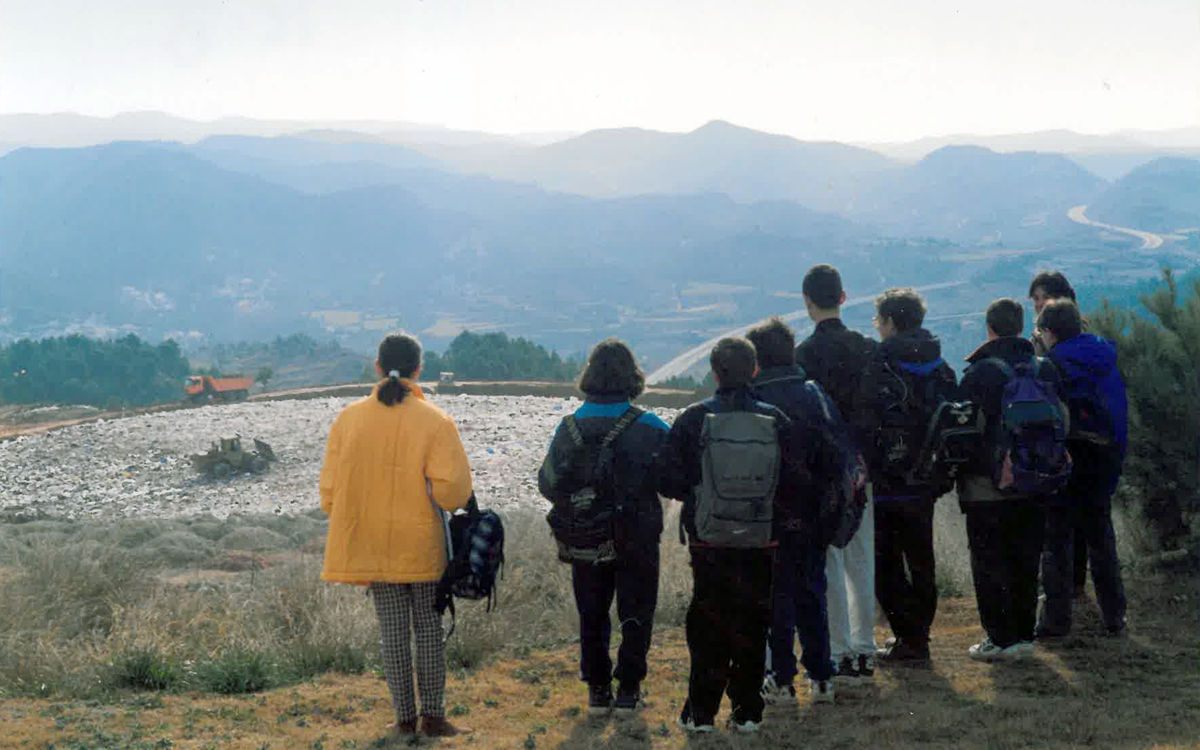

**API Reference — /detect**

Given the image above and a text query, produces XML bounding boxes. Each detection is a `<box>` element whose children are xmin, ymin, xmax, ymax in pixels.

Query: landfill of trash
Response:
<box><xmin>0</xmin><ymin>395</ymin><xmax>683</xmax><ymax>521</ymax></box>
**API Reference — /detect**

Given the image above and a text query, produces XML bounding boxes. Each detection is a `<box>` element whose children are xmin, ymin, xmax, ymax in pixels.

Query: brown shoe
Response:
<box><xmin>421</xmin><ymin>716</ymin><xmax>471</xmax><ymax>737</ymax></box>
<box><xmin>389</xmin><ymin>719</ymin><xmax>418</xmax><ymax>735</ymax></box>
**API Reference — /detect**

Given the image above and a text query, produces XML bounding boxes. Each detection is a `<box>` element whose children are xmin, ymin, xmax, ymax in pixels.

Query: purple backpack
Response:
<box><xmin>991</xmin><ymin>357</ymin><xmax>1072</xmax><ymax>495</ymax></box>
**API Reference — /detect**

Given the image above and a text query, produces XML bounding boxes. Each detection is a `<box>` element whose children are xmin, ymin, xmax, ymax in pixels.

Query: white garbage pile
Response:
<box><xmin>0</xmin><ymin>395</ymin><xmax>682</xmax><ymax>522</ymax></box>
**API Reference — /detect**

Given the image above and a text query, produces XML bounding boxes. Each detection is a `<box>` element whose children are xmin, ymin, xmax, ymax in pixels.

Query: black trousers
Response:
<box><xmin>685</xmin><ymin>546</ymin><xmax>773</xmax><ymax>725</ymax></box>
<box><xmin>571</xmin><ymin>544</ymin><xmax>660</xmax><ymax>688</ymax></box>
<box><xmin>965</xmin><ymin>500</ymin><xmax>1045</xmax><ymax>647</ymax></box>
<box><xmin>875</xmin><ymin>499</ymin><xmax>938</xmax><ymax>647</ymax></box>
<box><xmin>1041</xmin><ymin>444</ymin><xmax>1127</xmax><ymax>634</ymax></box>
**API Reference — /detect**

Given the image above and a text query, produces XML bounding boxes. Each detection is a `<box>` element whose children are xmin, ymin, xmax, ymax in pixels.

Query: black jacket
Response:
<box><xmin>538</xmin><ymin>396</ymin><xmax>671</xmax><ymax>549</ymax></box>
<box><xmin>957</xmin><ymin>336</ymin><xmax>1064</xmax><ymax>504</ymax></box>
<box><xmin>657</xmin><ymin>386</ymin><xmax>798</xmax><ymax>545</ymax></box>
<box><xmin>853</xmin><ymin>328</ymin><xmax>958</xmax><ymax>499</ymax></box>
<box><xmin>750</xmin><ymin>365</ymin><xmax>851</xmax><ymax>540</ymax></box>
<box><xmin>795</xmin><ymin>318</ymin><xmax>878</xmax><ymax>445</ymax></box>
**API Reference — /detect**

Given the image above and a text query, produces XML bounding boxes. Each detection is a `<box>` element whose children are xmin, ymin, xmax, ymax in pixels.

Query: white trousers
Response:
<box><xmin>825</xmin><ymin>499</ymin><xmax>876</xmax><ymax>660</ymax></box>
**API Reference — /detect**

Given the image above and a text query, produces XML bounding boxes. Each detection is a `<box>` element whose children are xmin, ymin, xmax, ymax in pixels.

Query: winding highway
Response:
<box><xmin>1067</xmin><ymin>204</ymin><xmax>1164</xmax><ymax>250</ymax></box>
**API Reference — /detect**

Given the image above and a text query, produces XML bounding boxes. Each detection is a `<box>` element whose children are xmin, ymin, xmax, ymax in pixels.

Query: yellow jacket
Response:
<box><xmin>320</xmin><ymin>380</ymin><xmax>473</xmax><ymax>585</ymax></box>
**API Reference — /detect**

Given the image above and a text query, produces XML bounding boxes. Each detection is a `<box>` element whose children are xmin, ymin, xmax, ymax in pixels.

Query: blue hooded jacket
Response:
<box><xmin>1047</xmin><ymin>333</ymin><xmax>1129</xmax><ymax>471</ymax></box>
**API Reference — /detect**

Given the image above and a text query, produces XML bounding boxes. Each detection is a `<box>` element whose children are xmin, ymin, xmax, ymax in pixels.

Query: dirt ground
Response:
<box><xmin>1</xmin><ymin>573</ymin><xmax>1196</xmax><ymax>750</ymax></box>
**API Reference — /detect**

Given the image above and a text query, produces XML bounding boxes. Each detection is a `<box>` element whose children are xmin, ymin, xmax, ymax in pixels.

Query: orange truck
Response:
<box><xmin>184</xmin><ymin>375</ymin><xmax>255</xmax><ymax>403</ymax></box>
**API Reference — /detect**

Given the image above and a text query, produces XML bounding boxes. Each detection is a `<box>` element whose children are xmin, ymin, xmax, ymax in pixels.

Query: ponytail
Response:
<box><xmin>376</xmin><ymin>333</ymin><xmax>422</xmax><ymax>407</ymax></box>
<box><xmin>377</xmin><ymin>369</ymin><xmax>408</xmax><ymax>406</ymax></box>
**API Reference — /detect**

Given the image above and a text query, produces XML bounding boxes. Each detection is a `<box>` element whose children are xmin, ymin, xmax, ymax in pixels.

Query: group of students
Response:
<box><xmin>538</xmin><ymin>264</ymin><xmax>1130</xmax><ymax>735</ymax></box>
<box><xmin>314</xmin><ymin>264</ymin><xmax>1129</xmax><ymax>739</ymax></box>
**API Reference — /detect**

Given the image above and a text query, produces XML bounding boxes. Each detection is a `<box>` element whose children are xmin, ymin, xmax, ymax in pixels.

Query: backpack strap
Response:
<box><xmin>602</xmin><ymin>406</ymin><xmax>644</xmax><ymax>448</ymax></box>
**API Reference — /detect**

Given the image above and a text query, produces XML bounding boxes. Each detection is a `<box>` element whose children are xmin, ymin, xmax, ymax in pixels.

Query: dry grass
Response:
<box><xmin>0</xmin><ymin>504</ymin><xmax>1196</xmax><ymax>749</ymax></box>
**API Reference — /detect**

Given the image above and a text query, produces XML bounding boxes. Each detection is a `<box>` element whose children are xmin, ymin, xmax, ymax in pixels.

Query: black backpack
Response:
<box><xmin>545</xmin><ymin>406</ymin><xmax>642</xmax><ymax>563</ymax></box>
<box><xmin>805</xmin><ymin>382</ymin><xmax>870</xmax><ymax>549</ymax></box>
<box><xmin>874</xmin><ymin>357</ymin><xmax>959</xmax><ymax>495</ymax></box>
<box><xmin>436</xmin><ymin>493</ymin><xmax>505</xmax><ymax>637</ymax></box>
<box><xmin>909</xmin><ymin>399</ymin><xmax>985</xmax><ymax>490</ymax></box>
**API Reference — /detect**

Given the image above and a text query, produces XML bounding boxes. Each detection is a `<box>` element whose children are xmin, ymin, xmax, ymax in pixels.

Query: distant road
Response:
<box><xmin>645</xmin><ymin>280</ymin><xmax>966</xmax><ymax>384</ymax></box>
<box><xmin>1067</xmin><ymin>204</ymin><xmax>1164</xmax><ymax>250</ymax></box>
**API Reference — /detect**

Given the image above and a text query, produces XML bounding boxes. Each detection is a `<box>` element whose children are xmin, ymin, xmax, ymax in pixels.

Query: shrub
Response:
<box><xmin>196</xmin><ymin>649</ymin><xmax>272</xmax><ymax>694</ymax></box>
<box><xmin>1090</xmin><ymin>270</ymin><xmax>1200</xmax><ymax>551</ymax></box>
<box><xmin>106</xmin><ymin>647</ymin><xmax>181</xmax><ymax>691</ymax></box>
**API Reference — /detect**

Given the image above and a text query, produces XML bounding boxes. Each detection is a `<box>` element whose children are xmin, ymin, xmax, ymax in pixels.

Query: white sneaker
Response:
<box><xmin>1002</xmin><ymin>641</ymin><xmax>1035</xmax><ymax>659</ymax></box>
<box><xmin>968</xmin><ymin>639</ymin><xmax>1006</xmax><ymax>662</ymax></box>
<box><xmin>760</xmin><ymin>674</ymin><xmax>796</xmax><ymax>705</ymax></box>
<box><xmin>730</xmin><ymin>718</ymin><xmax>761</xmax><ymax>734</ymax></box>
<box><xmin>808</xmin><ymin>678</ymin><xmax>835</xmax><ymax>704</ymax></box>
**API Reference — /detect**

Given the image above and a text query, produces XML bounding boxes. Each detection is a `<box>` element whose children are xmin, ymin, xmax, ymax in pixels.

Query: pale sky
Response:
<box><xmin>2</xmin><ymin>0</ymin><xmax>1198</xmax><ymax>142</ymax></box>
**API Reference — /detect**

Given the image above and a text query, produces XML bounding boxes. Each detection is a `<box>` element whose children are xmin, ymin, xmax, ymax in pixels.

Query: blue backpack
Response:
<box><xmin>989</xmin><ymin>357</ymin><xmax>1072</xmax><ymax>495</ymax></box>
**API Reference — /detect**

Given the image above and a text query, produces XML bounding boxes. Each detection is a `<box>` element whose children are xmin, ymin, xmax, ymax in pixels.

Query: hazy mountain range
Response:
<box><xmin>1</xmin><ymin>112</ymin><xmax>1197</xmax><ymax>370</ymax></box>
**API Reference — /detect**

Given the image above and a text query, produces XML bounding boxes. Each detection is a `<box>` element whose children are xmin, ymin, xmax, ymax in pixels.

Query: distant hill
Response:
<box><xmin>1088</xmin><ymin>157</ymin><xmax>1200</xmax><ymax>232</ymax></box>
<box><xmin>0</xmin><ymin>141</ymin><xmax>886</xmax><ymax>366</ymax></box>
<box><xmin>845</xmin><ymin>145</ymin><xmax>1106</xmax><ymax>244</ymax></box>
<box><xmin>436</xmin><ymin>120</ymin><xmax>900</xmax><ymax>213</ymax></box>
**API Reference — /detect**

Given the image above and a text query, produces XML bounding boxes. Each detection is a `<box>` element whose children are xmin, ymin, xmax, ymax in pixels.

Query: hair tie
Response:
<box><xmin>387</xmin><ymin>369</ymin><xmax>401</xmax><ymax>380</ymax></box>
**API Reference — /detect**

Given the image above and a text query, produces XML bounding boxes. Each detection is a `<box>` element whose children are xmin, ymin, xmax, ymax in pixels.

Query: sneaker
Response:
<box><xmin>614</xmin><ymin>682</ymin><xmax>641</xmax><ymax>714</ymax></box>
<box><xmin>808</xmin><ymin>678</ymin><xmax>835</xmax><ymax>704</ymax></box>
<box><xmin>877</xmin><ymin>638</ymin><xmax>931</xmax><ymax>664</ymax></box>
<box><xmin>587</xmin><ymin>683</ymin><xmax>613</xmax><ymax>716</ymax></box>
<box><xmin>677</xmin><ymin>702</ymin><xmax>714</xmax><ymax>733</ymax></box>
<box><xmin>857</xmin><ymin>653</ymin><xmax>876</xmax><ymax>680</ymax></box>
<box><xmin>967</xmin><ymin>638</ymin><xmax>1006</xmax><ymax>662</ymax></box>
<box><xmin>1105</xmin><ymin>619</ymin><xmax>1128</xmax><ymax>638</ymax></box>
<box><xmin>833</xmin><ymin>655</ymin><xmax>859</xmax><ymax>684</ymax></box>
<box><xmin>728</xmin><ymin>708</ymin><xmax>762</xmax><ymax>734</ymax></box>
<box><xmin>760</xmin><ymin>673</ymin><xmax>796</xmax><ymax>704</ymax></box>
<box><xmin>1001</xmin><ymin>641</ymin><xmax>1035</xmax><ymax>659</ymax></box>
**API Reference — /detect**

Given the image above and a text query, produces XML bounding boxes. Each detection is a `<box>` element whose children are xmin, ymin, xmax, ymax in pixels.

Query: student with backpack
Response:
<box><xmin>854</xmin><ymin>288</ymin><xmax>958</xmax><ymax>665</ymax></box>
<box><xmin>957</xmin><ymin>299</ymin><xmax>1069</xmax><ymax>661</ymax></box>
<box><xmin>659</xmin><ymin>337</ymin><xmax>841</xmax><ymax>733</ymax></box>
<box><xmin>537</xmin><ymin>339</ymin><xmax>670</xmax><ymax>716</ymax></box>
<box><xmin>1030</xmin><ymin>270</ymin><xmax>1090</xmax><ymax>596</ymax></box>
<box><xmin>1035</xmin><ymin>299</ymin><xmax>1129</xmax><ymax>638</ymax></box>
<box><xmin>319</xmin><ymin>333</ymin><xmax>473</xmax><ymax>739</ymax></box>
<box><xmin>794</xmin><ymin>264</ymin><xmax>879</xmax><ymax>684</ymax></box>
<box><xmin>746</xmin><ymin>317</ymin><xmax>847</xmax><ymax>707</ymax></box>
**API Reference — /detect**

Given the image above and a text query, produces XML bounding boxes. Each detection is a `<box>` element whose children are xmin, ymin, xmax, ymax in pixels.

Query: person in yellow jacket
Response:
<box><xmin>320</xmin><ymin>332</ymin><xmax>473</xmax><ymax>739</ymax></box>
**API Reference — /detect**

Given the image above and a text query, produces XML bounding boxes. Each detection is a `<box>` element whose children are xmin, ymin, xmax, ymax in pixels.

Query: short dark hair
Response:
<box><xmin>745</xmin><ymin>316</ymin><xmax>796</xmax><ymax>368</ymax></box>
<box><xmin>1029</xmin><ymin>271</ymin><xmax>1076</xmax><ymax>301</ymax></box>
<box><xmin>710</xmin><ymin>337</ymin><xmax>757</xmax><ymax>388</ymax></box>
<box><xmin>577</xmin><ymin>338</ymin><xmax>645</xmax><ymax>399</ymax></box>
<box><xmin>1038</xmin><ymin>299</ymin><xmax>1083</xmax><ymax>342</ymax></box>
<box><xmin>986</xmin><ymin>298</ymin><xmax>1024</xmax><ymax>337</ymax></box>
<box><xmin>377</xmin><ymin>333</ymin><xmax>422</xmax><ymax>406</ymax></box>
<box><xmin>802</xmin><ymin>264</ymin><xmax>843</xmax><ymax>309</ymax></box>
<box><xmin>875</xmin><ymin>288</ymin><xmax>927</xmax><ymax>332</ymax></box>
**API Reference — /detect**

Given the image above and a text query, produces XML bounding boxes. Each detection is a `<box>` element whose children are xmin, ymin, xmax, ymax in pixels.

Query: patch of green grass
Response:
<box><xmin>105</xmin><ymin>648</ymin><xmax>182</xmax><ymax>692</ymax></box>
<box><xmin>195</xmin><ymin>650</ymin><xmax>272</xmax><ymax>694</ymax></box>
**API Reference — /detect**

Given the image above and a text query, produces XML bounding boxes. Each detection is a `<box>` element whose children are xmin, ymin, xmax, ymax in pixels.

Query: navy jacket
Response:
<box><xmin>795</xmin><ymin>317</ymin><xmax>878</xmax><ymax>447</ymax></box>
<box><xmin>853</xmin><ymin>328</ymin><xmax>958</xmax><ymax>500</ymax></box>
<box><xmin>751</xmin><ymin>365</ymin><xmax>853</xmax><ymax>540</ymax></box>
<box><xmin>538</xmin><ymin>396</ymin><xmax>671</xmax><ymax>550</ymax></box>
<box><xmin>656</xmin><ymin>386</ymin><xmax>798</xmax><ymax>545</ymax></box>
<box><xmin>1047</xmin><ymin>333</ymin><xmax>1128</xmax><ymax>492</ymax></box>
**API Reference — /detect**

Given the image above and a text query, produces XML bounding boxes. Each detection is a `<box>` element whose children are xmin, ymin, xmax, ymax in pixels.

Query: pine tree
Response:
<box><xmin>1090</xmin><ymin>269</ymin><xmax>1200</xmax><ymax>550</ymax></box>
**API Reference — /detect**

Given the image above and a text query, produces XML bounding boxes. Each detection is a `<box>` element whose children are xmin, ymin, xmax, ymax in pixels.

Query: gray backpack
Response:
<box><xmin>692</xmin><ymin>410</ymin><xmax>781</xmax><ymax>547</ymax></box>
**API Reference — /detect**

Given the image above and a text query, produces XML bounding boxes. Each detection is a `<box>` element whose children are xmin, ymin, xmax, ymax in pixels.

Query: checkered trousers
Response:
<box><xmin>369</xmin><ymin>581</ymin><xmax>446</xmax><ymax>723</ymax></box>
